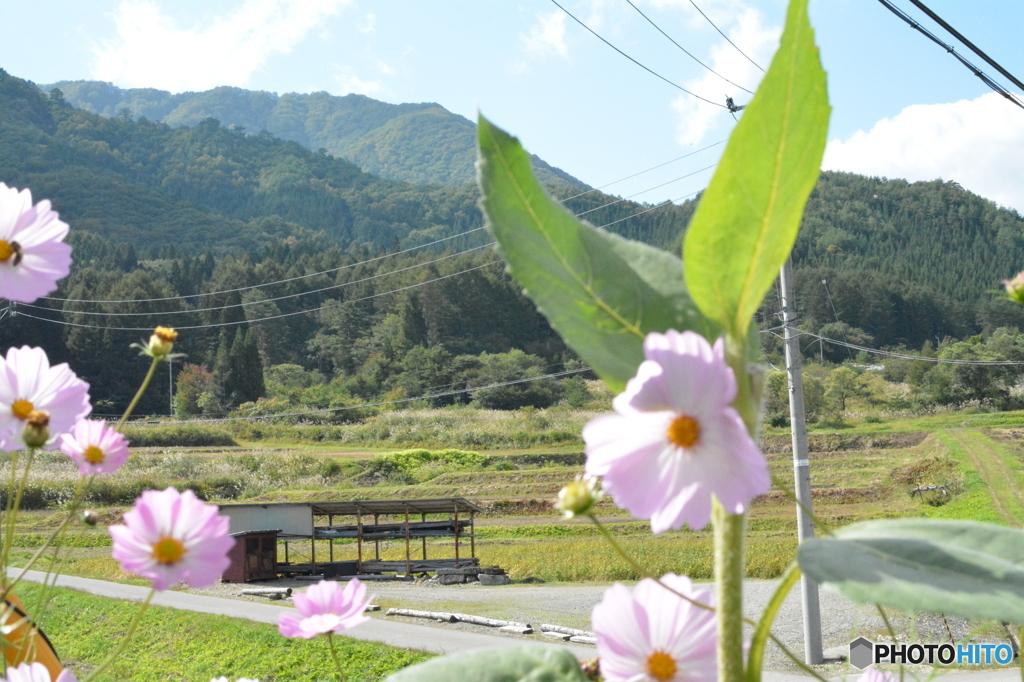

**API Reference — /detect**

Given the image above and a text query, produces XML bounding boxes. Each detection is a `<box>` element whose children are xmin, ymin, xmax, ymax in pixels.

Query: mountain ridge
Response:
<box><xmin>41</xmin><ymin>80</ymin><xmax>587</xmax><ymax>189</ymax></box>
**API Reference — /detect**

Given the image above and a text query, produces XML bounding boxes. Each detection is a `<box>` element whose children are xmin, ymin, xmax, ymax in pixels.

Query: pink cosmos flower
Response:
<box><xmin>583</xmin><ymin>330</ymin><xmax>770</xmax><ymax>532</ymax></box>
<box><xmin>0</xmin><ymin>663</ymin><xmax>77</xmax><ymax>682</ymax></box>
<box><xmin>593</xmin><ymin>574</ymin><xmax>717</xmax><ymax>682</ymax></box>
<box><xmin>109</xmin><ymin>487</ymin><xmax>233</xmax><ymax>591</ymax></box>
<box><xmin>0</xmin><ymin>346</ymin><xmax>91</xmax><ymax>451</ymax></box>
<box><xmin>278</xmin><ymin>578</ymin><xmax>371</xmax><ymax>639</ymax></box>
<box><xmin>0</xmin><ymin>183</ymin><xmax>72</xmax><ymax>304</ymax></box>
<box><xmin>59</xmin><ymin>419</ymin><xmax>130</xmax><ymax>474</ymax></box>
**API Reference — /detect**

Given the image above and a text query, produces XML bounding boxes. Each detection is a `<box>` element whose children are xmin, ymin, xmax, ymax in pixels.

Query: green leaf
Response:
<box><xmin>382</xmin><ymin>645</ymin><xmax>589</xmax><ymax>682</ymax></box>
<box><xmin>683</xmin><ymin>0</ymin><xmax>830</xmax><ymax>339</ymax></box>
<box><xmin>798</xmin><ymin>519</ymin><xmax>1024</xmax><ymax>624</ymax></box>
<box><xmin>477</xmin><ymin>116</ymin><xmax>718</xmax><ymax>393</ymax></box>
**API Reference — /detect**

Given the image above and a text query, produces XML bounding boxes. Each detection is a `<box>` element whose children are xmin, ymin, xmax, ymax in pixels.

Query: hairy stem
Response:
<box><xmin>715</xmin><ymin>501</ymin><xmax>746</xmax><ymax>682</ymax></box>
<box><xmin>327</xmin><ymin>633</ymin><xmax>348</xmax><ymax>682</ymax></box>
<box><xmin>117</xmin><ymin>357</ymin><xmax>160</xmax><ymax>431</ymax></box>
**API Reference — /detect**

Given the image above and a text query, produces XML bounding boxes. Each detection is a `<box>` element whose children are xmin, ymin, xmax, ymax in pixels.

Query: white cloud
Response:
<box><xmin>824</xmin><ymin>92</ymin><xmax>1024</xmax><ymax>213</ymax></box>
<box><xmin>669</xmin><ymin>6</ymin><xmax>779</xmax><ymax>146</ymax></box>
<box><xmin>520</xmin><ymin>10</ymin><xmax>569</xmax><ymax>59</ymax></box>
<box><xmin>92</xmin><ymin>0</ymin><xmax>349</xmax><ymax>92</ymax></box>
<box><xmin>334</xmin><ymin>73</ymin><xmax>382</xmax><ymax>96</ymax></box>
<box><xmin>360</xmin><ymin>12</ymin><xmax>375</xmax><ymax>35</ymax></box>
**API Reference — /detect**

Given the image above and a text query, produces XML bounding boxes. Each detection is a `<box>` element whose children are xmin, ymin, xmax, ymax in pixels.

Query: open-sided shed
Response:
<box><xmin>219</xmin><ymin>498</ymin><xmax>485</xmax><ymax>577</ymax></box>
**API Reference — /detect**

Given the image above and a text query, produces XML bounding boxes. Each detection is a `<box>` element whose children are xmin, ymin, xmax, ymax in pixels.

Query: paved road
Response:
<box><xmin>8</xmin><ymin>569</ymin><xmax>594</xmax><ymax>658</ymax></box>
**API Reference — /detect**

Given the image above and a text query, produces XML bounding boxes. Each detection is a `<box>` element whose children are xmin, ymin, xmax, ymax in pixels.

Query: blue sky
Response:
<box><xmin>3</xmin><ymin>0</ymin><xmax>1023</xmax><ymax>211</ymax></box>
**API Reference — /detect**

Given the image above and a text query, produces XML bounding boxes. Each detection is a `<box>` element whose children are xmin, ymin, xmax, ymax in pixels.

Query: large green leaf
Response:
<box><xmin>382</xmin><ymin>645</ymin><xmax>588</xmax><ymax>682</ymax></box>
<box><xmin>683</xmin><ymin>0</ymin><xmax>829</xmax><ymax>339</ymax></box>
<box><xmin>798</xmin><ymin>519</ymin><xmax>1024</xmax><ymax>623</ymax></box>
<box><xmin>477</xmin><ymin>116</ymin><xmax>718</xmax><ymax>393</ymax></box>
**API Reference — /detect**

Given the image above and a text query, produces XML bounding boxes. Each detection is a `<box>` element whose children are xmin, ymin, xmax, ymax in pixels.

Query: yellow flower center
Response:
<box><xmin>84</xmin><ymin>445</ymin><xmax>105</xmax><ymax>464</ymax></box>
<box><xmin>666</xmin><ymin>415</ymin><xmax>700</xmax><ymax>448</ymax></box>
<box><xmin>0</xmin><ymin>240</ymin><xmax>22</xmax><ymax>265</ymax></box>
<box><xmin>647</xmin><ymin>651</ymin><xmax>678</xmax><ymax>681</ymax></box>
<box><xmin>152</xmin><ymin>537</ymin><xmax>186</xmax><ymax>565</ymax></box>
<box><xmin>153</xmin><ymin>326</ymin><xmax>178</xmax><ymax>343</ymax></box>
<box><xmin>11</xmin><ymin>399</ymin><xmax>35</xmax><ymax>421</ymax></box>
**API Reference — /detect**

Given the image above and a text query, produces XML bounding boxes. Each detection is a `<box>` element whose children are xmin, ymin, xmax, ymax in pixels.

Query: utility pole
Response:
<box><xmin>168</xmin><ymin>359</ymin><xmax>174</xmax><ymax>416</ymax></box>
<box><xmin>779</xmin><ymin>257</ymin><xmax>823</xmax><ymax>664</ymax></box>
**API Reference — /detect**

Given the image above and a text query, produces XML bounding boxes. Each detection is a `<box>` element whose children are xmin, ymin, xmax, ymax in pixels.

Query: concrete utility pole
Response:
<box><xmin>779</xmin><ymin>257</ymin><xmax>823</xmax><ymax>664</ymax></box>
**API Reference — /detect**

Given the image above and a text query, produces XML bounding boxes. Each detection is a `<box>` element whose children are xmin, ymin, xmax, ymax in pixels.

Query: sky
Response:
<box><xmin>2</xmin><ymin>0</ymin><xmax>1023</xmax><ymax>213</ymax></box>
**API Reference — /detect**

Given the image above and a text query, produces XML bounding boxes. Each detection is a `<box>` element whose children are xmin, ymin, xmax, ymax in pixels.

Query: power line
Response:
<box><xmin>41</xmin><ymin>227</ymin><xmax>488</xmax><ymax>305</ymax></box>
<box><xmin>549</xmin><ymin>0</ymin><xmax>727</xmax><ymax>108</ymax></box>
<box><xmin>771</xmin><ymin>331</ymin><xmax>1024</xmax><ymax>366</ymax></box>
<box><xmin>905</xmin><ymin>0</ymin><xmax>1024</xmax><ymax>93</ymax></box>
<box><xmin>875</xmin><ymin>0</ymin><xmax>1024</xmax><ymax>110</ymax></box>
<box><xmin>573</xmin><ymin>163</ymin><xmax>716</xmax><ymax>218</ymax></box>
<box><xmin>687</xmin><ymin>0</ymin><xmax>764</xmax><ymax>73</ymax></box>
<box><xmin>23</xmin><ymin>244</ymin><xmax>494</xmax><ymax>318</ymax></box>
<box><xmin>148</xmin><ymin>367</ymin><xmax>592</xmax><ymax>424</ymax></box>
<box><xmin>624</xmin><ymin>0</ymin><xmax>754</xmax><ymax>94</ymax></box>
<box><xmin>17</xmin><ymin>261</ymin><xmax>505</xmax><ymax>331</ymax></box>
<box><xmin>560</xmin><ymin>139</ymin><xmax>724</xmax><ymax>203</ymax></box>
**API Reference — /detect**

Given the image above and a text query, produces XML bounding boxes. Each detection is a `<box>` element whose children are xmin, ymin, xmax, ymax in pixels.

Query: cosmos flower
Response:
<box><xmin>583</xmin><ymin>330</ymin><xmax>770</xmax><ymax>532</ymax></box>
<box><xmin>0</xmin><ymin>663</ymin><xmax>77</xmax><ymax>682</ymax></box>
<box><xmin>59</xmin><ymin>419</ymin><xmax>130</xmax><ymax>474</ymax></box>
<box><xmin>0</xmin><ymin>346</ymin><xmax>91</xmax><ymax>450</ymax></box>
<box><xmin>109</xmin><ymin>487</ymin><xmax>233</xmax><ymax>591</ymax></box>
<box><xmin>592</xmin><ymin>574</ymin><xmax>717</xmax><ymax>682</ymax></box>
<box><xmin>278</xmin><ymin>578</ymin><xmax>371</xmax><ymax>639</ymax></box>
<box><xmin>555</xmin><ymin>473</ymin><xmax>602</xmax><ymax>518</ymax></box>
<box><xmin>0</xmin><ymin>183</ymin><xmax>72</xmax><ymax>304</ymax></box>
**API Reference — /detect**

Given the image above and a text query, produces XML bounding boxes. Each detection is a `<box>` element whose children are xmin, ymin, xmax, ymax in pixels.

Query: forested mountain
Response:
<box><xmin>3</xmin><ymin>68</ymin><xmax>1024</xmax><ymax>418</ymax></box>
<box><xmin>41</xmin><ymin>79</ymin><xmax>585</xmax><ymax>188</ymax></box>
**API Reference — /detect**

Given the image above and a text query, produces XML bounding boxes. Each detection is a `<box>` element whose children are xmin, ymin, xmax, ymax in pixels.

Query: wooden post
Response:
<box><xmin>329</xmin><ymin>514</ymin><xmax>334</xmax><ymax>562</ymax></box>
<box><xmin>454</xmin><ymin>504</ymin><xmax>460</xmax><ymax>568</ymax></box>
<box><xmin>284</xmin><ymin>539</ymin><xmax>289</xmax><ymax>564</ymax></box>
<box><xmin>421</xmin><ymin>513</ymin><xmax>427</xmax><ymax>560</ymax></box>
<box><xmin>374</xmin><ymin>514</ymin><xmax>380</xmax><ymax>560</ymax></box>
<box><xmin>311</xmin><ymin>534</ymin><xmax>316</xmax><ymax>576</ymax></box>
<box><xmin>470</xmin><ymin>510</ymin><xmax>475</xmax><ymax>558</ymax></box>
<box><xmin>404</xmin><ymin>507</ymin><xmax>412</xmax><ymax>574</ymax></box>
<box><xmin>356</xmin><ymin>510</ymin><xmax>363</xmax><ymax>574</ymax></box>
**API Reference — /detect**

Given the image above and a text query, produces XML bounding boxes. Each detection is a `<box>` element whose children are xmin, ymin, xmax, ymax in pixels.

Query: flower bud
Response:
<box><xmin>80</xmin><ymin>510</ymin><xmax>100</xmax><ymax>526</ymax></box>
<box><xmin>555</xmin><ymin>474</ymin><xmax>602</xmax><ymax>518</ymax></box>
<box><xmin>148</xmin><ymin>326</ymin><xmax>178</xmax><ymax>358</ymax></box>
<box><xmin>1005</xmin><ymin>272</ymin><xmax>1024</xmax><ymax>305</ymax></box>
<box><xmin>22</xmin><ymin>410</ymin><xmax>50</xmax><ymax>448</ymax></box>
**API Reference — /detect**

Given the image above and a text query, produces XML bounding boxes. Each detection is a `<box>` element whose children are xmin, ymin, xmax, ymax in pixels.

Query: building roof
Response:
<box><xmin>220</xmin><ymin>497</ymin><xmax>485</xmax><ymax>516</ymax></box>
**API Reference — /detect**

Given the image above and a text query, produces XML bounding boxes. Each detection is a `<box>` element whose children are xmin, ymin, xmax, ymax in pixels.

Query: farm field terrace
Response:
<box><xmin>10</xmin><ymin>409</ymin><xmax>1024</xmax><ymax>584</ymax></box>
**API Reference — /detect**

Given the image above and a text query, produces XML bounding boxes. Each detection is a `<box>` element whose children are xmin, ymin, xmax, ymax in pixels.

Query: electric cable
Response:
<box><xmin>905</xmin><ymin>0</ymin><xmax>1024</xmax><ymax>93</ymax></box>
<box><xmin>40</xmin><ymin>227</ymin><xmax>488</xmax><ymax>305</ymax></box>
<box><xmin>768</xmin><ymin>331</ymin><xmax>1024</xmax><ymax>366</ymax></box>
<box><xmin>150</xmin><ymin>367</ymin><xmax>592</xmax><ymax>424</ymax></box>
<box><xmin>572</xmin><ymin>163</ymin><xmax>716</xmax><ymax>218</ymax></box>
<box><xmin>549</xmin><ymin>0</ymin><xmax>727</xmax><ymax>108</ymax></box>
<box><xmin>624</xmin><ymin>0</ymin><xmax>754</xmax><ymax>94</ymax></box>
<box><xmin>875</xmin><ymin>0</ymin><xmax>1024</xmax><ymax>110</ymax></box>
<box><xmin>22</xmin><ymin>244</ymin><xmax>494</xmax><ymax>317</ymax></box>
<box><xmin>687</xmin><ymin>0</ymin><xmax>764</xmax><ymax>72</ymax></box>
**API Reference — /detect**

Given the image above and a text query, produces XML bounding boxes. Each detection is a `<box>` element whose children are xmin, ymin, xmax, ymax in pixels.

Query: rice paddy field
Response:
<box><xmin>10</xmin><ymin>406</ymin><xmax>1024</xmax><ymax>584</ymax></box>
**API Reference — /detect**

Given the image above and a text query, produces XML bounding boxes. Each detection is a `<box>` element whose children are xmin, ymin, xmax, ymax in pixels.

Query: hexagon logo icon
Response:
<box><xmin>849</xmin><ymin>637</ymin><xmax>874</xmax><ymax>669</ymax></box>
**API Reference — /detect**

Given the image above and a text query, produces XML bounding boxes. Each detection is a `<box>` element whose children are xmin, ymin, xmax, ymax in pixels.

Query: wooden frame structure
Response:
<box><xmin>219</xmin><ymin>498</ymin><xmax>484</xmax><ymax>577</ymax></box>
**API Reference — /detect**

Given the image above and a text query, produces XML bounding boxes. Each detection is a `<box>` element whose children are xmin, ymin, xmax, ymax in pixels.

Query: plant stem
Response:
<box><xmin>589</xmin><ymin>516</ymin><xmax>717</xmax><ymax>615</ymax></box>
<box><xmin>714</xmin><ymin>500</ymin><xmax>746</xmax><ymax>682</ymax></box>
<box><xmin>83</xmin><ymin>588</ymin><xmax>155</xmax><ymax>682</ymax></box>
<box><xmin>117</xmin><ymin>357</ymin><xmax>160</xmax><ymax>431</ymax></box>
<box><xmin>327</xmin><ymin>633</ymin><xmax>348</xmax><ymax>682</ymax></box>
<box><xmin>1</xmin><ymin>448</ymin><xmax>36</xmax><ymax>580</ymax></box>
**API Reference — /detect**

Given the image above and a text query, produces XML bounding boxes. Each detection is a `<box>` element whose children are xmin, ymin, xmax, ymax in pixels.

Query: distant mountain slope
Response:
<box><xmin>42</xmin><ymin>80</ymin><xmax>586</xmax><ymax>188</ymax></box>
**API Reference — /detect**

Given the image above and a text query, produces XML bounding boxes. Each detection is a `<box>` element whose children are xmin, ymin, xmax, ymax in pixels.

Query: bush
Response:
<box><xmin>121</xmin><ymin>424</ymin><xmax>237</xmax><ymax>447</ymax></box>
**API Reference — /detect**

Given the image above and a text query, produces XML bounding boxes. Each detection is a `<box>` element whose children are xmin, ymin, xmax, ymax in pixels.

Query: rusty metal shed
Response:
<box><xmin>219</xmin><ymin>498</ymin><xmax>485</xmax><ymax>577</ymax></box>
